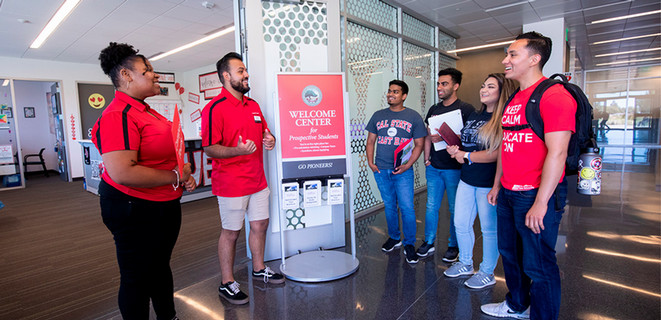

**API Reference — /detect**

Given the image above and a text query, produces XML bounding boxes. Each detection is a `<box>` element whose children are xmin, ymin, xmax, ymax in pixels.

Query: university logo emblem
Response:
<box><xmin>302</xmin><ymin>85</ymin><xmax>322</xmax><ymax>107</ymax></box>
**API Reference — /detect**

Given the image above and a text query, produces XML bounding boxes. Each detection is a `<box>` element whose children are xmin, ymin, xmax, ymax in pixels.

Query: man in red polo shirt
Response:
<box><xmin>201</xmin><ymin>52</ymin><xmax>284</xmax><ymax>305</ymax></box>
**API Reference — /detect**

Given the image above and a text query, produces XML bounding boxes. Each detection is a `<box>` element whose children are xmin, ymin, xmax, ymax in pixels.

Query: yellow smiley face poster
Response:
<box><xmin>88</xmin><ymin>93</ymin><xmax>106</xmax><ymax>109</ymax></box>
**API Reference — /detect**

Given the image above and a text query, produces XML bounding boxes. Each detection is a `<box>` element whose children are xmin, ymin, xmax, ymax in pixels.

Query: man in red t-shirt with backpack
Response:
<box><xmin>481</xmin><ymin>32</ymin><xmax>576</xmax><ymax>320</ymax></box>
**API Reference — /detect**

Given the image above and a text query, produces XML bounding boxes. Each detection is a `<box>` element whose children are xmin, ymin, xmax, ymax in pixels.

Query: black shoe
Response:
<box><xmin>218</xmin><ymin>281</ymin><xmax>249</xmax><ymax>305</ymax></box>
<box><xmin>404</xmin><ymin>245</ymin><xmax>419</xmax><ymax>264</ymax></box>
<box><xmin>252</xmin><ymin>266</ymin><xmax>285</xmax><ymax>284</ymax></box>
<box><xmin>442</xmin><ymin>246</ymin><xmax>459</xmax><ymax>262</ymax></box>
<box><xmin>416</xmin><ymin>241</ymin><xmax>435</xmax><ymax>257</ymax></box>
<box><xmin>381</xmin><ymin>237</ymin><xmax>402</xmax><ymax>252</ymax></box>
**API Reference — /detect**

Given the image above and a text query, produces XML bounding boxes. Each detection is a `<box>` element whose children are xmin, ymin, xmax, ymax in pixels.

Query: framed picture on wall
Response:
<box><xmin>1</xmin><ymin>108</ymin><xmax>12</xmax><ymax>118</ymax></box>
<box><xmin>24</xmin><ymin>107</ymin><xmax>35</xmax><ymax>118</ymax></box>
<box><xmin>156</xmin><ymin>72</ymin><xmax>175</xmax><ymax>84</ymax></box>
<box><xmin>199</xmin><ymin>71</ymin><xmax>222</xmax><ymax>92</ymax></box>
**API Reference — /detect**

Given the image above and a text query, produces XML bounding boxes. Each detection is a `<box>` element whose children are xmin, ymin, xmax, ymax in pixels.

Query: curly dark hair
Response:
<box><xmin>98</xmin><ymin>42</ymin><xmax>147</xmax><ymax>88</ymax></box>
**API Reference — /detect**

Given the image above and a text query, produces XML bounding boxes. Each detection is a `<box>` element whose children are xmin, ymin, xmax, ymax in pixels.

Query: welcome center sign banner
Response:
<box><xmin>276</xmin><ymin>73</ymin><xmax>347</xmax><ymax>179</ymax></box>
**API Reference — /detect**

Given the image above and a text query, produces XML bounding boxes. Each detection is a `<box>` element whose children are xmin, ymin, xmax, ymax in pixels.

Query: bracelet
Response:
<box><xmin>467</xmin><ymin>152</ymin><xmax>473</xmax><ymax>165</ymax></box>
<box><xmin>172</xmin><ymin>169</ymin><xmax>180</xmax><ymax>191</ymax></box>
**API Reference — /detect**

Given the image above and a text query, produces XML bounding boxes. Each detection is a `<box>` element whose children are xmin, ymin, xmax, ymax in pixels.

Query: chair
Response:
<box><xmin>23</xmin><ymin>148</ymin><xmax>49</xmax><ymax>178</ymax></box>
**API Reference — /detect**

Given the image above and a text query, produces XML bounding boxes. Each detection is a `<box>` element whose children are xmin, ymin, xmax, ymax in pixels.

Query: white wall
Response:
<box><xmin>0</xmin><ymin>56</ymin><xmax>111</xmax><ymax>179</ymax></box>
<box><xmin>13</xmin><ymin>80</ymin><xmax>58</xmax><ymax>172</ymax></box>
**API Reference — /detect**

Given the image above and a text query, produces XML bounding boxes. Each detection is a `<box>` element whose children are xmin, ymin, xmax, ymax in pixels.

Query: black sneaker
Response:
<box><xmin>252</xmin><ymin>266</ymin><xmax>285</xmax><ymax>284</ymax></box>
<box><xmin>381</xmin><ymin>237</ymin><xmax>402</xmax><ymax>252</ymax></box>
<box><xmin>218</xmin><ymin>281</ymin><xmax>249</xmax><ymax>305</ymax></box>
<box><xmin>416</xmin><ymin>241</ymin><xmax>435</xmax><ymax>257</ymax></box>
<box><xmin>404</xmin><ymin>245</ymin><xmax>419</xmax><ymax>264</ymax></box>
<box><xmin>442</xmin><ymin>246</ymin><xmax>459</xmax><ymax>262</ymax></box>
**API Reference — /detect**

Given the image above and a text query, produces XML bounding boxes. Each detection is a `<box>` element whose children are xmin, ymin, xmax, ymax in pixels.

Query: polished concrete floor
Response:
<box><xmin>156</xmin><ymin>148</ymin><xmax>659</xmax><ymax>320</ymax></box>
<box><xmin>1</xmin><ymin>148</ymin><xmax>658</xmax><ymax>320</ymax></box>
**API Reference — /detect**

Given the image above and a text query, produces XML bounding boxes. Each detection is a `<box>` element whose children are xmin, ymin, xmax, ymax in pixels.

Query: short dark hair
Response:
<box><xmin>389</xmin><ymin>80</ymin><xmax>408</xmax><ymax>95</ymax></box>
<box><xmin>98</xmin><ymin>42</ymin><xmax>147</xmax><ymax>88</ymax></box>
<box><xmin>438</xmin><ymin>68</ymin><xmax>462</xmax><ymax>85</ymax></box>
<box><xmin>216</xmin><ymin>52</ymin><xmax>243</xmax><ymax>85</ymax></box>
<box><xmin>516</xmin><ymin>31</ymin><xmax>552</xmax><ymax>69</ymax></box>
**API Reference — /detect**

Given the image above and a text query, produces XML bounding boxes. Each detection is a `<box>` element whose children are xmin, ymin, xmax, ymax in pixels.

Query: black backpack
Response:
<box><xmin>502</xmin><ymin>73</ymin><xmax>598</xmax><ymax>175</ymax></box>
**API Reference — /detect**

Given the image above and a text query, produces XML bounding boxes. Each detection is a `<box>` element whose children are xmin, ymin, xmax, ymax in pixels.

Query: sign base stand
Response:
<box><xmin>280</xmin><ymin>250</ymin><xmax>359</xmax><ymax>282</ymax></box>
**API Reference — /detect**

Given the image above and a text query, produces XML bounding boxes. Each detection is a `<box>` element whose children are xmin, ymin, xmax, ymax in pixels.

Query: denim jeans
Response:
<box><xmin>454</xmin><ymin>180</ymin><xmax>499</xmax><ymax>274</ymax></box>
<box><xmin>424</xmin><ymin>165</ymin><xmax>460</xmax><ymax>245</ymax></box>
<box><xmin>373</xmin><ymin>169</ymin><xmax>416</xmax><ymax>246</ymax></box>
<box><xmin>497</xmin><ymin>187</ymin><xmax>563</xmax><ymax>320</ymax></box>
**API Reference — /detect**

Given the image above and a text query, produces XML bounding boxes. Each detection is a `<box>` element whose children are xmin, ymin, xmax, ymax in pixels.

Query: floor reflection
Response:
<box><xmin>170</xmin><ymin>148</ymin><xmax>660</xmax><ymax>320</ymax></box>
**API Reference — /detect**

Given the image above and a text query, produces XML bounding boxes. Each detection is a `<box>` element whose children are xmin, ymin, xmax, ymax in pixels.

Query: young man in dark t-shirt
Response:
<box><xmin>418</xmin><ymin>68</ymin><xmax>474</xmax><ymax>261</ymax></box>
<box><xmin>366</xmin><ymin>80</ymin><xmax>427</xmax><ymax>264</ymax></box>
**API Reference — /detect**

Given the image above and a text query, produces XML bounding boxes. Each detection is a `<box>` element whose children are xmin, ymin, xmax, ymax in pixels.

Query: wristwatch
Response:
<box><xmin>464</xmin><ymin>152</ymin><xmax>472</xmax><ymax>165</ymax></box>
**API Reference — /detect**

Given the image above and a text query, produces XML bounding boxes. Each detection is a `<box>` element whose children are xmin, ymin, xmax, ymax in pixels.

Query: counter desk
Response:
<box><xmin>78</xmin><ymin>139</ymin><xmax>213</xmax><ymax>203</ymax></box>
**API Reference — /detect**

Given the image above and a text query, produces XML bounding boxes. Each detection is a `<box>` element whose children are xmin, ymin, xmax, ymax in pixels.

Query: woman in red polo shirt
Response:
<box><xmin>92</xmin><ymin>42</ymin><xmax>195</xmax><ymax>320</ymax></box>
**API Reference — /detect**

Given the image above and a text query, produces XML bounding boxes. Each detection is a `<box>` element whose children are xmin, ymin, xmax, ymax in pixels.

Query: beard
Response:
<box><xmin>230</xmin><ymin>77</ymin><xmax>250</xmax><ymax>94</ymax></box>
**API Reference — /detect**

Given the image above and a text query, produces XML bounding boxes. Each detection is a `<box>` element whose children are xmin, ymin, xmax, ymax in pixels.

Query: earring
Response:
<box><xmin>126</xmin><ymin>81</ymin><xmax>130</xmax><ymax>91</ymax></box>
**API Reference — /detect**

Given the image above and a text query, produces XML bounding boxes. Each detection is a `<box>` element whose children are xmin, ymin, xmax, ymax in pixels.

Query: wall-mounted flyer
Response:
<box><xmin>303</xmin><ymin>180</ymin><xmax>322</xmax><ymax>208</ymax></box>
<box><xmin>282</xmin><ymin>182</ymin><xmax>300</xmax><ymax>210</ymax></box>
<box><xmin>327</xmin><ymin>179</ymin><xmax>344</xmax><ymax>205</ymax></box>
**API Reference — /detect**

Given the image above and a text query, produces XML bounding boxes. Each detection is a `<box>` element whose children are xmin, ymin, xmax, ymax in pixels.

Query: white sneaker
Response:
<box><xmin>480</xmin><ymin>301</ymin><xmax>530</xmax><ymax>319</ymax></box>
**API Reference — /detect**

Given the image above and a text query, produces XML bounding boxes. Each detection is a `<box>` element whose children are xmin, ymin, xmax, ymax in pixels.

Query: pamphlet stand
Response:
<box><xmin>278</xmin><ymin>176</ymin><xmax>359</xmax><ymax>282</ymax></box>
<box><xmin>273</xmin><ymin>73</ymin><xmax>358</xmax><ymax>282</ymax></box>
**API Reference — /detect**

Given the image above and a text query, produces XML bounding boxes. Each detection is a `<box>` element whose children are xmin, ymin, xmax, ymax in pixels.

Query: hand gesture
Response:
<box><xmin>393</xmin><ymin>163</ymin><xmax>411</xmax><ymax>175</ymax></box>
<box><xmin>180</xmin><ymin>163</ymin><xmax>197</xmax><ymax>192</ymax></box>
<box><xmin>368</xmin><ymin>162</ymin><xmax>380</xmax><ymax>173</ymax></box>
<box><xmin>236</xmin><ymin>135</ymin><xmax>256</xmax><ymax>155</ymax></box>
<box><xmin>487</xmin><ymin>187</ymin><xmax>499</xmax><ymax>206</ymax></box>
<box><xmin>525</xmin><ymin>203</ymin><xmax>547</xmax><ymax>234</ymax></box>
<box><xmin>263</xmin><ymin>130</ymin><xmax>275</xmax><ymax>150</ymax></box>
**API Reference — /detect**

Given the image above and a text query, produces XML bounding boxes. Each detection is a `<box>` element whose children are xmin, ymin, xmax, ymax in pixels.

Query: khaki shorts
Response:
<box><xmin>217</xmin><ymin>187</ymin><xmax>270</xmax><ymax>231</ymax></box>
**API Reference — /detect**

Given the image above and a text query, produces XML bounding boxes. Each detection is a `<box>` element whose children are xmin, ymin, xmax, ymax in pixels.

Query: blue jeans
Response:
<box><xmin>497</xmin><ymin>187</ymin><xmax>563</xmax><ymax>320</ymax></box>
<box><xmin>373</xmin><ymin>169</ymin><xmax>417</xmax><ymax>246</ymax></box>
<box><xmin>454</xmin><ymin>180</ymin><xmax>499</xmax><ymax>274</ymax></box>
<box><xmin>424</xmin><ymin>166</ymin><xmax>460</xmax><ymax>245</ymax></box>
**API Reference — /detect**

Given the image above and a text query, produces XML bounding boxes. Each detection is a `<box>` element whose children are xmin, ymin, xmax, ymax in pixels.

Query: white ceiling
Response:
<box><xmin>0</xmin><ymin>0</ymin><xmax>659</xmax><ymax>72</ymax></box>
<box><xmin>0</xmin><ymin>0</ymin><xmax>236</xmax><ymax>71</ymax></box>
<box><xmin>392</xmin><ymin>0</ymin><xmax>661</xmax><ymax>69</ymax></box>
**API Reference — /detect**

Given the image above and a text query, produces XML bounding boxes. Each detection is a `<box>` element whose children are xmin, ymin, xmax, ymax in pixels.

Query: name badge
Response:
<box><xmin>254</xmin><ymin>115</ymin><xmax>262</xmax><ymax>123</ymax></box>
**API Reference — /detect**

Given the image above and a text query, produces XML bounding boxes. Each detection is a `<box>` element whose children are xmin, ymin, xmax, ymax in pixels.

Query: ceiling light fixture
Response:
<box><xmin>592</xmin><ymin>33</ymin><xmax>661</xmax><ymax>45</ymax></box>
<box><xmin>447</xmin><ymin>40</ymin><xmax>515</xmax><ymax>54</ymax></box>
<box><xmin>595</xmin><ymin>57</ymin><xmax>661</xmax><ymax>66</ymax></box>
<box><xmin>595</xmin><ymin>47</ymin><xmax>661</xmax><ymax>57</ymax></box>
<box><xmin>150</xmin><ymin>26</ymin><xmax>235</xmax><ymax>61</ymax></box>
<box><xmin>2</xmin><ymin>80</ymin><xmax>9</xmax><ymax>87</ymax></box>
<box><xmin>485</xmin><ymin>0</ymin><xmax>535</xmax><ymax>13</ymax></box>
<box><xmin>590</xmin><ymin>9</ymin><xmax>661</xmax><ymax>25</ymax></box>
<box><xmin>30</xmin><ymin>0</ymin><xmax>81</xmax><ymax>49</ymax></box>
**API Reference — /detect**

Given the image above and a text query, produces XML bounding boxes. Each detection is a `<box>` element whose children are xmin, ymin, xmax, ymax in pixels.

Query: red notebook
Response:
<box><xmin>438</xmin><ymin>122</ymin><xmax>462</xmax><ymax>148</ymax></box>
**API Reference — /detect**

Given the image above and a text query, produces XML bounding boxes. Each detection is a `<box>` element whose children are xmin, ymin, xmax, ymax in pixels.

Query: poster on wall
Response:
<box><xmin>276</xmin><ymin>73</ymin><xmax>346</xmax><ymax>179</ymax></box>
<box><xmin>77</xmin><ymin>83</ymin><xmax>115</xmax><ymax>140</ymax></box>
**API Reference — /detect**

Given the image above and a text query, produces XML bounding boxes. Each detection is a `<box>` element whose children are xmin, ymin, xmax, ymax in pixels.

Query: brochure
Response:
<box><xmin>427</xmin><ymin>109</ymin><xmax>463</xmax><ymax>151</ymax></box>
<box><xmin>393</xmin><ymin>138</ymin><xmax>414</xmax><ymax>168</ymax></box>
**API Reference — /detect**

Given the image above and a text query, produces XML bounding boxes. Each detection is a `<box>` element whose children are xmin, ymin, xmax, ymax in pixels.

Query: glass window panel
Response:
<box><xmin>587</xmin><ymin>81</ymin><xmax>629</xmax><ymax>145</ymax></box>
<box><xmin>403</xmin><ymin>42</ymin><xmax>434</xmax><ymax>188</ymax></box>
<box><xmin>586</xmin><ymin>68</ymin><xmax>628</xmax><ymax>82</ymax></box>
<box><xmin>402</xmin><ymin>13</ymin><xmax>434</xmax><ymax>46</ymax></box>
<box><xmin>629</xmin><ymin>78</ymin><xmax>660</xmax><ymax>145</ymax></box>
<box><xmin>439</xmin><ymin>31</ymin><xmax>456</xmax><ymax>52</ymax></box>
<box><xmin>346</xmin><ymin>22</ymin><xmax>398</xmax><ymax>213</ymax></box>
<box><xmin>630</xmin><ymin>65</ymin><xmax>661</xmax><ymax>79</ymax></box>
<box><xmin>346</xmin><ymin>0</ymin><xmax>397</xmax><ymax>32</ymax></box>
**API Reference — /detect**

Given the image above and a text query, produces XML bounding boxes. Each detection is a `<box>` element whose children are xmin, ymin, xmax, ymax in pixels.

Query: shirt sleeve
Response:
<box><xmin>412</xmin><ymin>112</ymin><xmax>428</xmax><ymax>139</ymax></box>
<box><xmin>366</xmin><ymin>113</ymin><xmax>378</xmax><ymax>134</ymax></box>
<box><xmin>540</xmin><ymin>84</ymin><xmax>577</xmax><ymax>134</ymax></box>
<box><xmin>92</xmin><ymin>110</ymin><xmax>140</xmax><ymax>154</ymax></box>
<box><xmin>201</xmin><ymin>103</ymin><xmax>223</xmax><ymax>147</ymax></box>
